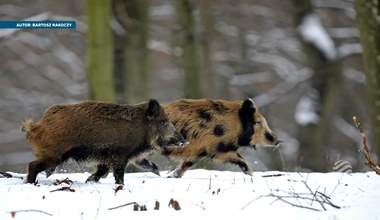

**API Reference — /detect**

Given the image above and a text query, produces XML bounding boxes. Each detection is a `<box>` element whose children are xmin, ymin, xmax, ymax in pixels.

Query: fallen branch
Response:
<box><xmin>261</xmin><ymin>173</ymin><xmax>285</xmax><ymax>178</ymax></box>
<box><xmin>9</xmin><ymin>209</ymin><xmax>53</xmax><ymax>217</ymax></box>
<box><xmin>0</xmin><ymin>171</ymin><xmax>12</xmax><ymax>178</ymax></box>
<box><xmin>242</xmin><ymin>175</ymin><xmax>341</xmax><ymax>211</ymax></box>
<box><xmin>353</xmin><ymin>116</ymin><xmax>380</xmax><ymax>175</ymax></box>
<box><xmin>0</xmin><ymin>171</ymin><xmax>23</xmax><ymax>179</ymax></box>
<box><xmin>108</xmin><ymin>202</ymin><xmax>138</xmax><ymax>210</ymax></box>
<box><xmin>270</xmin><ymin>195</ymin><xmax>321</xmax><ymax>212</ymax></box>
<box><xmin>50</xmin><ymin>187</ymin><xmax>75</xmax><ymax>193</ymax></box>
<box><xmin>53</xmin><ymin>178</ymin><xmax>73</xmax><ymax>185</ymax></box>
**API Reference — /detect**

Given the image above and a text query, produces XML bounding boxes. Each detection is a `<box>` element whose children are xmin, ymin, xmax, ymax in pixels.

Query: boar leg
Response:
<box><xmin>112</xmin><ymin>160</ymin><xmax>127</xmax><ymax>185</ymax></box>
<box><xmin>168</xmin><ymin>160</ymin><xmax>196</xmax><ymax>178</ymax></box>
<box><xmin>27</xmin><ymin>160</ymin><xmax>49</xmax><ymax>183</ymax></box>
<box><xmin>86</xmin><ymin>164</ymin><xmax>109</xmax><ymax>183</ymax></box>
<box><xmin>135</xmin><ymin>159</ymin><xmax>160</xmax><ymax>176</ymax></box>
<box><xmin>45</xmin><ymin>166</ymin><xmax>56</xmax><ymax>177</ymax></box>
<box><xmin>216</xmin><ymin>152</ymin><xmax>253</xmax><ymax>175</ymax></box>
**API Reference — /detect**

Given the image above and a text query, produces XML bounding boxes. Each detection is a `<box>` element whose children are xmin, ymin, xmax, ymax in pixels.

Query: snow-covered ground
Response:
<box><xmin>1</xmin><ymin>170</ymin><xmax>379</xmax><ymax>220</ymax></box>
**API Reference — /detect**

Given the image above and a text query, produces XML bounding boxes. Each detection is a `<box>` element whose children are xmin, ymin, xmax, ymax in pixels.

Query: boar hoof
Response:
<box><xmin>166</xmin><ymin>170</ymin><xmax>182</xmax><ymax>178</ymax></box>
<box><xmin>85</xmin><ymin>175</ymin><xmax>99</xmax><ymax>183</ymax></box>
<box><xmin>243</xmin><ymin>169</ymin><xmax>253</xmax><ymax>176</ymax></box>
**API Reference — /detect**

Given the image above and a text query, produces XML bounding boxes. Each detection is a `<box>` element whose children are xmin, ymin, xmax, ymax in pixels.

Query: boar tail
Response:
<box><xmin>21</xmin><ymin>118</ymin><xmax>34</xmax><ymax>134</ymax></box>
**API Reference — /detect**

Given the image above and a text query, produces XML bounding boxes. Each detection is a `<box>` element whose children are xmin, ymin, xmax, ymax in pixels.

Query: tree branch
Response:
<box><xmin>353</xmin><ymin>116</ymin><xmax>380</xmax><ymax>175</ymax></box>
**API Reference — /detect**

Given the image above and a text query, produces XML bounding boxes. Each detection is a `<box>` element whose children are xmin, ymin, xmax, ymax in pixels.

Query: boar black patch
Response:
<box><xmin>197</xmin><ymin>151</ymin><xmax>208</xmax><ymax>158</ymax></box>
<box><xmin>265</xmin><ymin>132</ymin><xmax>275</xmax><ymax>142</ymax></box>
<box><xmin>63</xmin><ymin>146</ymin><xmax>108</xmax><ymax>162</ymax></box>
<box><xmin>180</xmin><ymin>122</ymin><xmax>189</xmax><ymax>140</ymax></box>
<box><xmin>213</xmin><ymin>124</ymin><xmax>225</xmax><ymax>137</ymax></box>
<box><xmin>238</xmin><ymin>99</ymin><xmax>255</xmax><ymax>146</ymax></box>
<box><xmin>217</xmin><ymin>142</ymin><xmax>238</xmax><ymax>153</ymax></box>
<box><xmin>182</xmin><ymin>161</ymin><xmax>194</xmax><ymax>168</ymax></box>
<box><xmin>197</xmin><ymin>108</ymin><xmax>212</xmax><ymax>121</ymax></box>
<box><xmin>229</xmin><ymin>159</ymin><xmax>249</xmax><ymax>172</ymax></box>
<box><xmin>62</xmin><ymin>146</ymin><xmax>91</xmax><ymax>162</ymax></box>
<box><xmin>238</xmin><ymin>122</ymin><xmax>254</xmax><ymax>146</ymax></box>
<box><xmin>162</xmin><ymin>147</ymin><xmax>173</xmax><ymax>156</ymax></box>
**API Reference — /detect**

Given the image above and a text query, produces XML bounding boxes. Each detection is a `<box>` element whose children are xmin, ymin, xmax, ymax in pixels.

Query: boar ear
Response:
<box><xmin>147</xmin><ymin>99</ymin><xmax>161</xmax><ymax>119</ymax></box>
<box><xmin>239</xmin><ymin>99</ymin><xmax>256</xmax><ymax>119</ymax></box>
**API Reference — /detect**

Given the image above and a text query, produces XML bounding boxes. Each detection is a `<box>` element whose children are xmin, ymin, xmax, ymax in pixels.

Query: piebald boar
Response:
<box><xmin>136</xmin><ymin>99</ymin><xmax>280</xmax><ymax>177</ymax></box>
<box><xmin>22</xmin><ymin>99</ymin><xmax>186</xmax><ymax>184</ymax></box>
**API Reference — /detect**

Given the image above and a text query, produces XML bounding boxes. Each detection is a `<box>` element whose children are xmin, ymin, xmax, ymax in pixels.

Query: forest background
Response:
<box><xmin>0</xmin><ymin>0</ymin><xmax>379</xmax><ymax>174</ymax></box>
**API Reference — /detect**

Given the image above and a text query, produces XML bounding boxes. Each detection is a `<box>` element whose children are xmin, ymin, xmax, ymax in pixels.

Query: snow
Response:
<box><xmin>1</xmin><ymin>170</ymin><xmax>380</xmax><ymax>220</ymax></box>
<box><xmin>295</xmin><ymin>89</ymin><xmax>320</xmax><ymax>125</ymax></box>
<box><xmin>298</xmin><ymin>13</ymin><xmax>336</xmax><ymax>61</ymax></box>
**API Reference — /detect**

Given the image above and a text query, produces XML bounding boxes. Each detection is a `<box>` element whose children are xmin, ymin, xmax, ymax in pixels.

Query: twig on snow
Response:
<box><xmin>9</xmin><ymin>209</ymin><xmax>53</xmax><ymax>217</ymax></box>
<box><xmin>53</xmin><ymin>177</ymin><xmax>73</xmax><ymax>185</ymax></box>
<box><xmin>268</xmin><ymin>194</ymin><xmax>321</xmax><ymax>212</ymax></box>
<box><xmin>50</xmin><ymin>187</ymin><xmax>75</xmax><ymax>192</ymax></box>
<box><xmin>108</xmin><ymin>202</ymin><xmax>138</xmax><ymax>210</ymax></box>
<box><xmin>186</xmin><ymin>183</ymin><xmax>191</xmax><ymax>191</ymax></box>
<box><xmin>207</xmin><ymin>175</ymin><xmax>212</xmax><ymax>192</ymax></box>
<box><xmin>0</xmin><ymin>171</ymin><xmax>23</xmax><ymax>179</ymax></box>
<box><xmin>0</xmin><ymin>171</ymin><xmax>12</xmax><ymax>178</ymax></box>
<box><xmin>353</xmin><ymin>116</ymin><xmax>380</xmax><ymax>175</ymax></box>
<box><xmin>328</xmin><ymin>173</ymin><xmax>345</xmax><ymax>197</ymax></box>
<box><xmin>243</xmin><ymin>176</ymin><xmax>341</xmax><ymax>211</ymax></box>
<box><xmin>261</xmin><ymin>173</ymin><xmax>285</xmax><ymax>178</ymax></box>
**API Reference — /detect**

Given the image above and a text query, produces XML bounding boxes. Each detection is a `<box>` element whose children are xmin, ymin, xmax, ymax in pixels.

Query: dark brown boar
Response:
<box><xmin>22</xmin><ymin>99</ymin><xmax>186</xmax><ymax>184</ymax></box>
<box><xmin>136</xmin><ymin>98</ymin><xmax>280</xmax><ymax>178</ymax></box>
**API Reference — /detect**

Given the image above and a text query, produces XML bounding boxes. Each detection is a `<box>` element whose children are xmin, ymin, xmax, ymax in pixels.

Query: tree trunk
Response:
<box><xmin>199</xmin><ymin>1</ymin><xmax>216</xmax><ymax>98</ymax></box>
<box><xmin>354</xmin><ymin>0</ymin><xmax>380</xmax><ymax>161</ymax></box>
<box><xmin>292</xmin><ymin>0</ymin><xmax>341</xmax><ymax>171</ymax></box>
<box><xmin>85</xmin><ymin>0</ymin><xmax>116</xmax><ymax>102</ymax></box>
<box><xmin>175</xmin><ymin>0</ymin><xmax>203</xmax><ymax>98</ymax></box>
<box><xmin>113</xmin><ymin>0</ymin><xmax>151</xmax><ymax>104</ymax></box>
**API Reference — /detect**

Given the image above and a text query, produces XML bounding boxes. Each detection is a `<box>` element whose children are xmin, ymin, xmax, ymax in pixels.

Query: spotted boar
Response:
<box><xmin>22</xmin><ymin>99</ymin><xmax>186</xmax><ymax>184</ymax></box>
<box><xmin>137</xmin><ymin>98</ymin><xmax>280</xmax><ymax>177</ymax></box>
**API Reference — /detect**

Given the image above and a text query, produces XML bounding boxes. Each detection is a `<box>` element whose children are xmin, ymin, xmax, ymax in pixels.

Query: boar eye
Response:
<box><xmin>161</xmin><ymin>120</ymin><xmax>169</xmax><ymax>126</ymax></box>
<box><xmin>255</xmin><ymin>119</ymin><xmax>262</xmax><ymax>125</ymax></box>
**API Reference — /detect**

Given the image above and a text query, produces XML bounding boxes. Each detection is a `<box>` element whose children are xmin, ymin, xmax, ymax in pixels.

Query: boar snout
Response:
<box><xmin>167</xmin><ymin>131</ymin><xmax>188</xmax><ymax>148</ymax></box>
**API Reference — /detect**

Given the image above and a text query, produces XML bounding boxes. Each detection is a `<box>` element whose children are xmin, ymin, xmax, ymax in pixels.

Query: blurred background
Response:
<box><xmin>1</xmin><ymin>0</ymin><xmax>378</xmax><ymax>174</ymax></box>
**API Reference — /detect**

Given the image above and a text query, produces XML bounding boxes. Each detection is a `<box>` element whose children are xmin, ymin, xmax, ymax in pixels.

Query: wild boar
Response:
<box><xmin>22</xmin><ymin>99</ymin><xmax>186</xmax><ymax>184</ymax></box>
<box><xmin>136</xmin><ymin>98</ymin><xmax>280</xmax><ymax>177</ymax></box>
